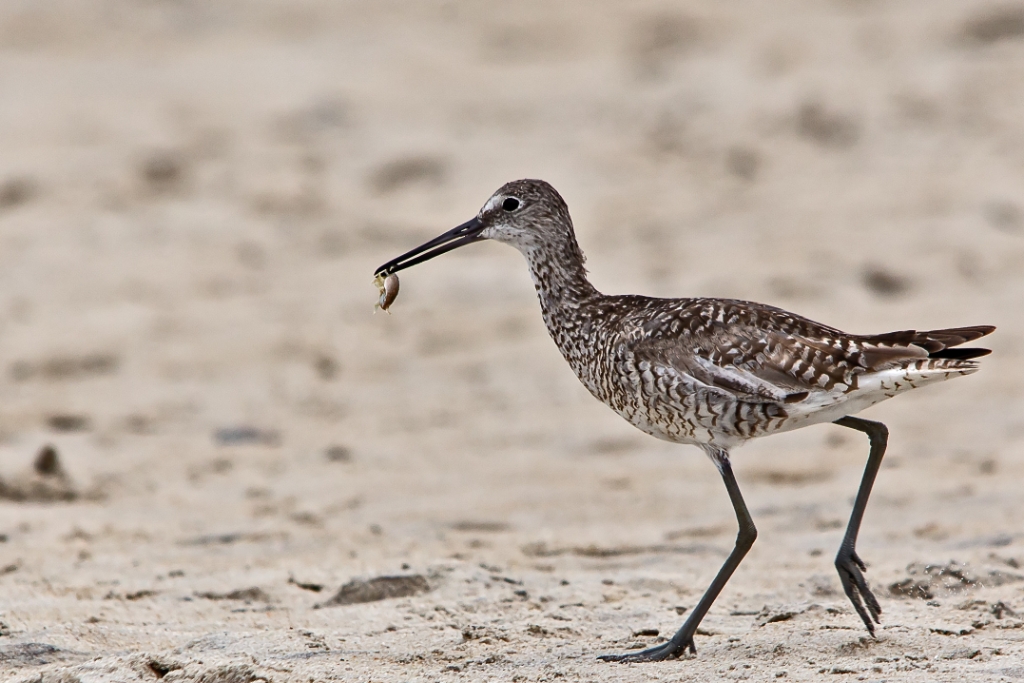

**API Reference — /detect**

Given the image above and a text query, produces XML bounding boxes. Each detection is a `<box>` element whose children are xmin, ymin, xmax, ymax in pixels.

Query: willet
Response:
<box><xmin>373</xmin><ymin>179</ymin><xmax>994</xmax><ymax>662</ymax></box>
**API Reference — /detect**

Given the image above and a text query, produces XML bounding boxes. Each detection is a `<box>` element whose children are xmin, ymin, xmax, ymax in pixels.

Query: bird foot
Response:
<box><xmin>598</xmin><ymin>636</ymin><xmax>696</xmax><ymax>663</ymax></box>
<box><xmin>836</xmin><ymin>548</ymin><xmax>881</xmax><ymax>633</ymax></box>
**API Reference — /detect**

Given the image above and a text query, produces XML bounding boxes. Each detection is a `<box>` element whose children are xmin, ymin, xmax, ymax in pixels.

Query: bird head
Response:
<box><xmin>374</xmin><ymin>179</ymin><xmax>579</xmax><ymax>277</ymax></box>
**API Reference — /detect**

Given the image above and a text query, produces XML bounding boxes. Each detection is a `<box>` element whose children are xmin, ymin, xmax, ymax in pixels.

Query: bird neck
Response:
<box><xmin>522</xmin><ymin>238</ymin><xmax>600</xmax><ymax>319</ymax></box>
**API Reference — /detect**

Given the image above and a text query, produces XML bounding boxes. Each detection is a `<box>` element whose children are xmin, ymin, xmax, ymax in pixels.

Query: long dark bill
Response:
<box><xmin>374</xmin><ymin>217</ymin><xmax>485</xmax><ymax>278</ymax></box>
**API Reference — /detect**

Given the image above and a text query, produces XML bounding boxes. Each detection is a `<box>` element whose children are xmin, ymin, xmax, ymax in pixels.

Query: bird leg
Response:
<box><xmin>599</xmin><ymin>453</ymin><xmax>756</xmax><ymax>663</ymax></box>
<box><xmin>832</xmin><ymin>416</ymin><xmax>889</xmax><ymax>634</ymax></box>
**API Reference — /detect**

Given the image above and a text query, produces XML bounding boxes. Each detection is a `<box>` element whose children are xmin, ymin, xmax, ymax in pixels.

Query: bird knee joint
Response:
<box><xmin>869</xmin><ymin>423</ymin><xmax>889</xmax><ymax>442</ymax></box>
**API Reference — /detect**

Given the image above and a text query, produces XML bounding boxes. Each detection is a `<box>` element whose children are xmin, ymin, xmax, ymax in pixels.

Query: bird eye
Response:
<box><xmin>502</xmin><ymin>197</ymin><xmax>521</xmax><ymax>212</ymax></box>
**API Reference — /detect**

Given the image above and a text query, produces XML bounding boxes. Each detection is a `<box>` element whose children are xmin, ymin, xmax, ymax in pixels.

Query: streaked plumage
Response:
<box><xmin>374</xmin><ymin>179</ymin><xmax>994</xmax><ymax>663</ymax></box>
<box><xmin>552</xmin><ymin>294</ymin><xmax>990</xmax><ymax>449</ymax></box>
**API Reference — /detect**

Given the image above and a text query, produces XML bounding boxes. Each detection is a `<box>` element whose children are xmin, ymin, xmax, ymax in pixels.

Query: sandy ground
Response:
<box><xmin>2</xmin><ymin>1</ymin><xmax>1024</xmax><ymax>681</ymax></box>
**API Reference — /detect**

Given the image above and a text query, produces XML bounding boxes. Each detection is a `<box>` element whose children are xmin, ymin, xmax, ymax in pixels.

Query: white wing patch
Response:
<box><xmin>689</xmin><ymin>355</ymin><xmax>795</xmax><ymax>403</ymax></box>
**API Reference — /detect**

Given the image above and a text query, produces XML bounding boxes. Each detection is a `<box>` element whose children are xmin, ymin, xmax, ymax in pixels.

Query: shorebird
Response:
<box><xmin>373</xmin><ymin>179</ymin><xmax>994</xmax><ymax>663</ymax></box>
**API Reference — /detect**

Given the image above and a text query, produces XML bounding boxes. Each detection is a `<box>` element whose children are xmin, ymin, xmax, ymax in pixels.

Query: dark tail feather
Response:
<box><xmin>929</xmin><ymin>347</ymin><xmax>992</xmax><ymax>360</ymax></box>
<box><xmin>917</xmin><ymin>325</ymin><xmax>995</xmax><ymax>359</ymax></box>
<box><xmin>858</xmin><ymin>325</ymin><xmax>995</xmax><ymax>365</ymax></box>
<box><xmin>867</xmin><ymin>325</ymin><xmax>994</xmax><ymax>350</ymax></box>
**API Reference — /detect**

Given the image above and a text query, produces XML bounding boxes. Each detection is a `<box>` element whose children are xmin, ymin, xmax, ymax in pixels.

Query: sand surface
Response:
<box><xmin>2</xmin><ymin>2</ymin><xmax>1024</xmax><ymax>681</ymax></box>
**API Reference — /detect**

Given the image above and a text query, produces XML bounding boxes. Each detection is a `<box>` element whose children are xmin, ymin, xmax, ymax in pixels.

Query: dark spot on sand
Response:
<box><xmin>46</xmin><ymin>414</ymin><xmax>91</xmax><ymax>433</ymax></box>
<box><xmin>195</xmin><ymin>587</ymin><xmax>272</xmax><ymax>603</ymax></box>
<box><xmin>0</xmin><ymin>177</ymin><xmax>37</xmax><ymax>210</ymax></box>
<box><xmin>313</xmin><ymin>354</ymin><xmax>339</xmax><ymax>380</ymax></box>
<box><xmin>726</xmin><ymin>146</ymin><xmax>761</xmax><ymax>181</ymax></box>
<box><xmin>10</xmin><ymin>353</ymin><xmax>119</xmax><ymax>382</ymax></box>
<box><xmin>962</xmin><ymin>5</ymin><xmax>1024</xmax><ymax>44</ymax></box>
<box><xmin>797</xmin><ymin>102</ymin><xmax>860</xmax><ymax>148</ymax></box>
<box><xmin>288</xmin><ymin>576</ymin><xmax>324</xmax><ymax>592</ymax></box>
<box><xmin>179</xmin><ymin>532</ymin><xmax>285</xmax><ymax>546</ymax></box>
<box><xmin>125</xmin><ymin>589</ymin><xmax>158</xmax><ymax>601</ymax></box>
<box><xmin>324</xmin><ymin>445</ymin><xmax>351</xmax><ymax>462</ymax></box>
<box><xmin>316</xmin><ymin>575</ymin><xmax>430</xmax><ymax>607</ymax></box>
<box><xmin>140</xmin><ymin>150</ymin><xmax>187</xmax><ymax>194</ymax></box>
<box><xmin>213</xmin><ymin>427</ymin><xmax>280</xmax><ymax>447</ymax></box>
<box><xmin>0</xmin><ymin>642</ymin><xmax>77</xmax><ymax>667</ymax></box>
<box><xmin>985</xmin><ymin>200</ymin><xmax>1022</xmax><ymax>233</ymax></box>
<box><xmin>632</xmin><ymin>628</ymin><xmax>660</xmax><ymax>637</ymax></box>
<box><xmin>34</xmin><ymin>445</ymin><xmax>62</xmax><ymax>476</ymax></box>
<box><xmin>0</xmin><ymin>447</ymin><xmax>77</xmax><ymax>502</ymax></box>
<box><xmin>862</xmin><ymin>265</ymin><xmax>911</xmax><ymax>297</ymax></box>
<box><xmin>147</xmin><ymin>657</ymin><xmax>183</xmax><ymax>679</ymax></box>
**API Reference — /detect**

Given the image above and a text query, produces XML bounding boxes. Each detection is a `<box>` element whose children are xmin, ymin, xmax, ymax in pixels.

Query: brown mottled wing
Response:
<box><xmin>628</xmin><ymin>299</ymin><xmax>994</xmax><ymax>403</ymax></box>
<box><xmin>629</xmin><ymin>301</ymin><xmax>838</xmax><ymax>403</ymax></box>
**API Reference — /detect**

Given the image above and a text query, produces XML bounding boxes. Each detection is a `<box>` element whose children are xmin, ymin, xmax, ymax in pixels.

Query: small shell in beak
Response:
<box><xmin>374</xmin><ymin>273</ymin><xmax>400</xmax><ymax>313</ymax></box>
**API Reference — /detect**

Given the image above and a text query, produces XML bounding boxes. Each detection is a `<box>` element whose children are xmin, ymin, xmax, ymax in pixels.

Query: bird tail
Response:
<box><xmin>854</xmin><ymin>325</ymin><xmax>995</xmax><ymax>370</ymax></box>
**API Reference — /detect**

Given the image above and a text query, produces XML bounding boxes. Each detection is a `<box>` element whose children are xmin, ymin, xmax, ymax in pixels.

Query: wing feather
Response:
<box><xmin>625</xmin><ymin>299</ymin><xmax>994</xmax><ymax>404</ymax></box>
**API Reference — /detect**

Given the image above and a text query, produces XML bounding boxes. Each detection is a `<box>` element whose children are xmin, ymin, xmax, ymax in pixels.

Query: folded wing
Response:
<box><xmin>627</xmin><ymin>299</ymin><xmax>994</xmax><ymax>404</ymax></box>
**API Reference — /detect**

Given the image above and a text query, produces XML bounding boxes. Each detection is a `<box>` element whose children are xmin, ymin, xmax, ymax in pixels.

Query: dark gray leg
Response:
<box><xmin>833</xmin><ymin>416</ymin><xmax>888</xmax><ymax>634</ymax></box>
<box><xmin>599</xmin><ymin>453</ymin><xmax>756</xmax><ymax>663</ymax></box>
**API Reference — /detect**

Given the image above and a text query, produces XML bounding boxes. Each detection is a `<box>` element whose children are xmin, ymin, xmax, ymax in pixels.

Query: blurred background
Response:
<box><xmin>1</xmin><ymin>1</ymin><xmax>1023</xmax><ymax>680</ymax></box>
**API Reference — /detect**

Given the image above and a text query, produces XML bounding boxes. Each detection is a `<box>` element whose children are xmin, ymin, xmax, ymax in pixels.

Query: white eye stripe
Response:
<box><xmin>482</xmin><ymin>195</ymin><xmax>502</xmax><ymax>213</ymax></box>
<box><xmin>482</xmin><ymin>195</ymin><xmax>524</xmax><ymax>214</ymax></box>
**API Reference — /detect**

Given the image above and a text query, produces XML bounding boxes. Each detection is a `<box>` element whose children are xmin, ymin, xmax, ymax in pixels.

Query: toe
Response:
<box><xmin>598</xmin><ymin>639</ymin><xmax>693</xmax><ymax>663</ymax></box>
